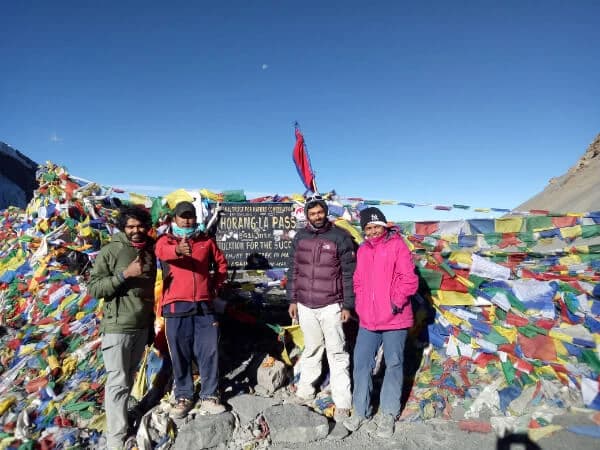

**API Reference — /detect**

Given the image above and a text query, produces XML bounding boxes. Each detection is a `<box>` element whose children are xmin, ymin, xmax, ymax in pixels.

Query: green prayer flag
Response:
<box><xmin>525</xmin><ymin>216</ymin><xmax>552</xmax><ymax>232</ymax></box>
<box><xmin>581</xmin><ymin>349</ymin><xmax>600</xmax><ymax>373</ymax></box>
<box><xmin>582</xmin><ymin>224</ymin><xmax>600</xmax><ymax>239</ymax></box>
<box><xmin>417</xmin><ymin>267</ymin><xmax>443</xmax><ymax>290</ymax></box>
<box><xmin>501</xmin><ymin>359</ymin><xmax>515</xmax><ymax>384</ymax></box>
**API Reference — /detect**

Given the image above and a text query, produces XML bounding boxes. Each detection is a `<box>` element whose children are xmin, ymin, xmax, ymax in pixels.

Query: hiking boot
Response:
<box><xmin>333</xmin><ymin>407</ymin><xmax>350</xmax><ymax>423</ymax></box>
<box><xmin>376</xmin><ymin>413</ymin><xmax>395</xmax><ymax>438</ymax></box>
<box><xmin>170</xmin><ymin>398</ymin><xmax>193</xmax><ymax>419</ymax></box>
<box><xmin>343</xmin><ymin>413</ymin><xmax>367</xmax><ymax>432</ymax></box>
<box><xmin>198</xmin><ymin>397</ymin><xmax>226</xmax><ymax>415</ymax></box>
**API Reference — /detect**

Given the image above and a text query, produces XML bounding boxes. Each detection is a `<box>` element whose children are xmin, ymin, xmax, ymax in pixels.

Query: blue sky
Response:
<box><xmin>2</xmin><ymin>1</ymin><xmax>599</xmax><ymax>221</ymax></box>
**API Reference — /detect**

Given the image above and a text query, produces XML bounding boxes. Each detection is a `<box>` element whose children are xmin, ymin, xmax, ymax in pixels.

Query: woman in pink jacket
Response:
<box><xmin>343</xmin><ymin>207</ymin><xmax>419</xmax><ymax>438</ymax></box>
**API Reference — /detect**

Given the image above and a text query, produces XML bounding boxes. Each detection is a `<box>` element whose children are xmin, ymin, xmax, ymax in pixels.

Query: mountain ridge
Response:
<box><xmin>516</xmin><ymin>132</ymin><xmax>600</xmax><ymax>213</ymax></box>
<box><xmin>0</xmin><ymin>141</ymin><xmax>38</xmax><ymax>209</ymax></box>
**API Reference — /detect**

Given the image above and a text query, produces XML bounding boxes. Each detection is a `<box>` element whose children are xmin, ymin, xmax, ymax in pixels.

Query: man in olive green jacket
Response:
<box><xmin>88</xmin><ymin>206</ymin><xmax>156</xmax><ymax>449</ymax></box>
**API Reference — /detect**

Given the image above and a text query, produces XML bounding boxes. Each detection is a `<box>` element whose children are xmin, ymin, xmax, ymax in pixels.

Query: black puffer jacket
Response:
<box><xmin>286</xmin><ymin>221</ymin><xmax>356</xmax><ymax>309</ymax></box>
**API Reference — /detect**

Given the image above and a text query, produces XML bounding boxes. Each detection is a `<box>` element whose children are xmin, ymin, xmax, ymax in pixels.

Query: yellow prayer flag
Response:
<box><xmin>164</xmin><ymin>189</ymin><xmax>195</xmax><ymax>208</ymax></box>
<box><xmin>290</xmin><ymin>193</ymin><xmax>305</xmax><ymax>203</ymax></box>
<box><xmin>573</xmin><ymin>245</ymin><xmax>590</xmax><ymax>254</ymax></box>
<box><xmin>558</xmin><ymin>255</ymin><xmax>582</xmax><ymax>266</ymax></box>
<box><xmin>0</xmin><ymin>396</ymin><xmax>16</xmax><ymax>417</ymax></box>
<box><xmin>495</xmin><ymin>217</ymin><xmax>523</xmax><ymax>233</ymax></box>
<box><xmin>455</xmin><ymin>275</ymin><xmax>474</xmax><ymax>289</ymax></box>
<box><xmin>538</xmin><ymin>238</ymin><xmax>557</xmax><ymax>247</ymax></box>
<box><xmin>435</xmin><ymin>290</ymin><xmax>475</xmax><ymax>306</ymax></box>
<box><xmin>492</xmin><ymin>325</ymin><xmax>517</xmax><ymax>343</ymax></box>
<box><xmin>449</xmin><ymin>251</ymin><xmax>472</xmax><ymax>266</ymax></box>
<box><xmin>528</xmin><ymin>425</ymin><xmax>562</xmax><ymax>442</ymax></box>
<box><xmin>440</xmin><ymin>310</ymin><xmax>464</xmax><ymax>327</ymax></box>
<box><xmin>334</xmin><ymin>218</ymin><xmax>363</xmax><ymax>245</ymax></box>
<box><xmin>553</xmin><ymin>339</ymin><xmax>569</xmax><ymax>358</ymax></box>
<box><xmin>129</xmin><ymin>192</ymin><xmax>152</xmax><ymax>207</ymax></box>
<box><xmin>534</xmin><ymin>365</ymin><xmax>558</xmax><ymax>379</ymax></box>
<box><xmin>199</xmin><ymin>189</ymin><xmax>220</xmax><ymax>202</ymax></box>
<box><xmin>38</xmin><ymin>219</ymin><xmax>49</xmax><ymax>233</ymax></box>
<box><xmin>441</xmin><ymin>234</ymin><xmax>459</xmax><ymax>244</ymax></box>
<box><xmin>560</xmin><ymin>225</ymin><xmax>582</xmax><ymax>240</ymax></box>
<box><xmin>548</xmin><ymin>329</ymin><xmax>574</xmax><ymax>343</ymax></box>
<box><xmin>47</xmin><ymin>355</ymin><xmax>60</xmax><ymax>371</ymax></box>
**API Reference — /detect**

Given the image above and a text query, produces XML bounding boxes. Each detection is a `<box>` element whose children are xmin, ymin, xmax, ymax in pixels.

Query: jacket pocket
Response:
<box><xmin>334</xmin><ymin>274</ymin><xmax>342</xmax><ymax>298</ymax></box>
<box><xmin>103</xmin><ymin>299</ymin><xmax>117</xmax><ymax>324</ymax></box>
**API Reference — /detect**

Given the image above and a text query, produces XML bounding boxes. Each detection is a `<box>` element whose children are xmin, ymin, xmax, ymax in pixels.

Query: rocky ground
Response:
<box><xmin>155</xmin><ymin>392</ymin><xmax>599</xmax><ymax>450</ymax></box>
<box><xmin>124</xmin><ymin>309</ymin><xmax>599</xmax><ymax>450</ymax></box>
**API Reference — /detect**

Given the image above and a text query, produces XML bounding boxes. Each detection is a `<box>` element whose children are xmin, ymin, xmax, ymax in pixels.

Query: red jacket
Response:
<box><xmin>354</xmin><ymin>229</ymin><xmax>418</xmax><ymax>331</ymax></box>
<box><xmin>155</xmin><ymin>233</ymin><xmax>228</xmax><ymax>307</ymax></box>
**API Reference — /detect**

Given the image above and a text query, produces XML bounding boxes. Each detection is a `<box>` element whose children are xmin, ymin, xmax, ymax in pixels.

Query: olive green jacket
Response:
<box><xmin>88</xmin><ymin>232</ymin><xmax>156</xmax><ymax>334</ymax></box>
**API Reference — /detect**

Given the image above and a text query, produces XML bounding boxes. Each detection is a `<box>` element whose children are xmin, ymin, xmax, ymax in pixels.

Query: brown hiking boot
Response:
<box><xmin>170</xmin><ymin>398</ymin><xmax>193</xmax><ymax>419</ymax></box>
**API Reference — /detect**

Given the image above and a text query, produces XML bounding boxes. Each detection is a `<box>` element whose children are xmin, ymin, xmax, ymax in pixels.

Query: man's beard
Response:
<box><xmin>310</xmin><ymin>219</ymin><xmax>326</xmax><ymax>228</ymax></box>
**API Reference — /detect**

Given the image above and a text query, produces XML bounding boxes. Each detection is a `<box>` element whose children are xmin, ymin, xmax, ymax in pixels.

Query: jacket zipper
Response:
<box><xmin>370</xmin><ymin>247</ymin><xmax>375</xmax><ymax>324</ymax></box>
<box><xmin>192</xmin><ymin>240</ymin><xmax>196</xmax><ymax>300</ymax></box>
<box><xmin>310</xmin><ymin>234</ymin><xmax>320</xmax><ymax>305</ymax></box>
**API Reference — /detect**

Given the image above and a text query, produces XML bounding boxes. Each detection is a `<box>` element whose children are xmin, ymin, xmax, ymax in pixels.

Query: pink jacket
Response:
<box><xmin>353</xmin><ymin>230</ymin><xmax>419</xmax><ymax>331</ymax></box>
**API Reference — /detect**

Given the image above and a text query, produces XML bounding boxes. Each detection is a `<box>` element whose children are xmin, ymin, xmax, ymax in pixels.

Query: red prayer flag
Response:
<box><xmin>292</xmin><ymin>126</ymin><xmax>316</xmax><ymax>192</ymax></box>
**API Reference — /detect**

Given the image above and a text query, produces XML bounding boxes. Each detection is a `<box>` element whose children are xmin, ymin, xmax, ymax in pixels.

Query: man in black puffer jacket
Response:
<box><xmin>287</xmin><ymin>196</ymin><xmax>355</xmax><ymax>422</ymax></box>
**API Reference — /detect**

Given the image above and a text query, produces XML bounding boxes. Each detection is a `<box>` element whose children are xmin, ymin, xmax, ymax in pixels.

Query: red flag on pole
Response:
<box><xmin>292</xmin><ymin>125</ymin><xmax>317</xmax><ymax>193</ymax></box>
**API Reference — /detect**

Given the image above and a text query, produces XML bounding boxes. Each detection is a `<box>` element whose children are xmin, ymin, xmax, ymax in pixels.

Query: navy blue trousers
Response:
<box><xmin>165</xmin><ymin>311</ymin><xmax>219</xmax><ymax>400</ymax></box>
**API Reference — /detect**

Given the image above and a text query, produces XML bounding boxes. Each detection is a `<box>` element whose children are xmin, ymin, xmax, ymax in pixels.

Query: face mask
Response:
<box><xmin>130</xmin><ymin>241</ymin><xmax>147</xmax><ymax>249</ymax></box>
<box><xmin>172</xmin><ymin>223</ymin><xmax>197</xmax><ymax>238</ymax></box>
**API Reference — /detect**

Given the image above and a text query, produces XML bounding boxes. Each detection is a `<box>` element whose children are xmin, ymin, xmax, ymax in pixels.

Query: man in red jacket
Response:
<box><xmin>155</xmin><ymin>201</ymin><xmax>228</xmax><ymax>418</ymax></box>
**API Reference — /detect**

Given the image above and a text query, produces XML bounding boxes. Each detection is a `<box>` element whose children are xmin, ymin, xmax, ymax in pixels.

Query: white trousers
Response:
<box><xmin>297</xmin><ymin>302</ymin><xmax>352</xmax><ymax>409</ymax></box>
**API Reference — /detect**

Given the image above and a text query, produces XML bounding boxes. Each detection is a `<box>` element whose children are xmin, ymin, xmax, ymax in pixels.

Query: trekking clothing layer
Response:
<box><xmin>155</xmin><ymin>232</ymin><xmax>228</xmax><ymax>310</ymax></box>
<box><xmin>353</xmin><ymin>230</ymin><xmax>418</xmax><ymax>330</ymax></box>
<box><xmin>88</xmin><ymin>232</ymin><xmax>156</xmax><ymax>334</ymax></box>
<box><xmin>102</xmin><ymin>329</ymin><xmax>148</xmax><ymax>449</ymax></box>
<box><xmin>286</xmin><ymin>221</ymin><xmax>356</xmax><ymax>309</ymax></box>
<box><xmin>296</xmin><ymin>303</ymin><xmax>352</xmax><ymax>409</ymax></box>
<box><xmin>352</xmin><ymin>327</ymin><xmax>408</xmax><ymax>417</ymax></box>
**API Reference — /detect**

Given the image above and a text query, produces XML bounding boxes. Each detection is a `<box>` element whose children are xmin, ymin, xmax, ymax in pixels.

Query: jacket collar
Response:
<box><xmin>364</xmin><ymin>227</ymin><xmax>400</xmax><ymax>247</ymax></box>
<box><xmin>305</xmin><ymin>220</ymin><xmax>332</xmax><ymax>235</ymax></box>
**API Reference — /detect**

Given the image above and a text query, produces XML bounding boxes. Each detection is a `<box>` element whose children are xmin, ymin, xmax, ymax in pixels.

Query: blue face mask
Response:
<box><xmin>171</xmin><ymin>223</ymin><xmax>206</xmax><ymax>238</ymax></box>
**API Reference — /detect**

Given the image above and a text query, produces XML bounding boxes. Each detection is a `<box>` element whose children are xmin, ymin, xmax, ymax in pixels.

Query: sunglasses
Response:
<box><xmin>305</xmin><ymin>194</ymin><xmax>324</xmax><ymax>202</ymax></box>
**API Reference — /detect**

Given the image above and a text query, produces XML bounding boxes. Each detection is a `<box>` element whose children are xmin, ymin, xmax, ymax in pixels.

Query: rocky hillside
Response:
<box><xmin>0</xmin><ymin>142</ymin><xmax>38</xmax><ymax>209</ymax></box>
<box><xmin>516</xmin><ymin>133</ymin><xmax>600</xmax><ymax>213</ymax></box>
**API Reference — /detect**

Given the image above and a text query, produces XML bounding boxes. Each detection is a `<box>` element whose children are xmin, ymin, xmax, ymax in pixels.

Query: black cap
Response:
<box><xmin>360</xmin><ymin>207</ymin><xmax>387</xmax><ymax>230</ymax></box>
<box><xmin>174</xmin><ymin>201</ymin><xmax>196</xmax><ymax>217</ymax></box>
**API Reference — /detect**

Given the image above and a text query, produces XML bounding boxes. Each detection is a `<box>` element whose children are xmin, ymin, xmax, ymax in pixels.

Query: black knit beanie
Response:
<box><xmin>360</xmin><ymin>207</ymin><xmax>387</xmax><ymax>230</ymax></box>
